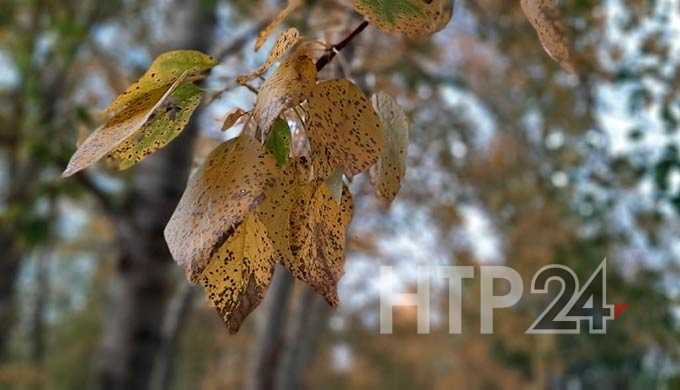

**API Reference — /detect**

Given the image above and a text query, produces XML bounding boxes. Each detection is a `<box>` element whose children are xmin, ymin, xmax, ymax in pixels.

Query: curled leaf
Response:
<box><xmin>222</xmin><ymin>108</ymin><xmax>248</xmax><ymax>131</ymax></box>
<box><xmin>198</xmin><ymin>214</ymin><xmax>276</xmax><ymax>333</ymax></box>
<box><xmin>106</xmin><ymin>82</ymin><xmax>203</xmax><ymax>170</ymax></box>
<box><xmin>352</xmin><ymin>0</ymin><xmax>453</xmax><ymax>38</ymax></box>
<box><xmin>251</xmin><ymin>48</ymin><xmax>316</xmax><ymax>134</ymax></box>
<box><xmin>164</xmin><ymin>134</ymin><xmax>279</xmax><ymax>279</ymax></box>
<box><xmin>306</xmin><ymin>79</ymin><xmax>384</xmax><ymax>179</ymax></box>
<box><xmin>237</xmin><ymin>28</ymin><xmax>301</xmax><ymax>84</ymax></box>
<box><xmin>369</xmin><ymin>91</ymin><xmax>409</xmax><ymax>204</ymax></box>
<box><xmin>255</xmin><ymin>0</ymin><xmax>303</xmax><ymax>51</ymax></box>
<box><xmin>521</xmin><ymin>0</ymin><xmax>577</xmax><ymax>73</ymax></box>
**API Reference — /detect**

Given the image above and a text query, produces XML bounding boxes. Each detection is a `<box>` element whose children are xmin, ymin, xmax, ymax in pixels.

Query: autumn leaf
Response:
<box><xmin>305</xmin><ymin>79</ymin><xmax>384</xmax><ymax>179</ymax></box>
<box><xmin>251</xmin><ymin>47</ymin><xmax>316</xmax><ymax>134</ymax></box>
<box><xmin>236</xmin><ymin>28</ymin><xmax>301</xmax><ymax>84</ymax></box>
<box><xmin>288</xmin><ymin>181</ymin><xmax>353</xmax><ymax>305</ymax></box>
<box><xmin>106</xmin><ymin>82</ymin><xmax>203</xmax><ymax>170</ymax></box>
<box><xmin>369</xmin><ymin>91</ymin><xmax>409</xmax><ymax>204</ymax></box>
<box><xmin>222</xmin><ymin>108</ymin><xmax>248</xmax><ymax>131</ymax></box>
<box><xmin>353</xmin><ymin>0</ymin><xmax>453</xmax><ymax>38</ymax></box>
<box><xmin>265</xmin><ymin>118</ymin><xmax>292</xmax><ymax>167</ymax></box>
<box><xmin>255</xmin><ymin>0</ymin><xmax>303</xmax><ymax>51</ymax></box>
<box><xmin>164</xmin><ymin>134</ymin><xmax>279</xmax><ymax>280</ymax></box>
<box><xmin>197</xmin><ymin>213</ymin><xmax>276</xmax><ymax>333</ymax></box>
<box><xmin>521</xmin><ymin>0</ymin><xmax>577</xmax><ymax>73</ymax></box>
<box><xmin>62</xmin><ymin>50</ymin><xmax>216</xmax><ymax>177</ymax></box>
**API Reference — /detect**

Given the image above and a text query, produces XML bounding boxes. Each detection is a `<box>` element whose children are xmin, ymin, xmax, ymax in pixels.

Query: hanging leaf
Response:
<box><xmin>164</xmin><ymin>134</ymin><xmax>279</xmax><ymax>280</ymax></box>
<box><xmin>287</xmin><ymin>181</ymin><xmax>353</xmax><ymax>305</ymax></box>
<box><xmin>369</xmin><ymin>91</ymin><xmax>409</xmax><ymax>204</ymax></box>
<box><xmin>63</xmin><ymin>50</ymin><xmax>216</xmax><ymax>177</ymax></box>
<box><xmin>106</xmin><ymin>82</ymin><xmax>203</xmax><ymax>170</ymax></box>
<box><xmin>197</xmin><ymin>213</ymin><xmax>276</xmax><ymax>333</ymax></box>
<box><xmin>237</xmin><ymin>28</ymin><xmax>301</xmax><ymax>84</ymax></box>
<box><xmin>325</xmin><ymin>169</ymin><xmax>344</xmax><ymax>204</ymax></box>
<box><xmin>107</xmin><ymin>50</ymin><xmax>216</xmax><ymax>116</ymax></box>
<box><xmin>265</xmin><ymin>118</ymin><xmax>292</xmax><ymax>167</ymax></box>
<box><xmin>255</xmin><ymin>0</ymin><xmax>304</xmax><ymax>51</ymax></box>
<box><xmin>251</xmin><ymin>48</ymin><xmax>316</xmax><ymax>134</ymax></box>
<box><xmin>306</xmin><ymin>79</ymin><xmax>384</xmax><ymax>179</ymax></box>
<box><xmin>352</xmin><ymin>0</ymin><xmax>454</xmax><ymax>38</ymax></box>
<box><xmin>520</xmin><ymin>0</ymin><xmax>577</xmax><ymax>73</ymax></box>
<box><xmin>222</xmin><ymin>108</ymin><xmax>248</xmax><ymax>131</ymax></box>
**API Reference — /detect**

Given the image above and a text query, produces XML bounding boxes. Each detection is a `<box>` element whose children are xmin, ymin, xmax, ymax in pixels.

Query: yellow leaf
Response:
<box><xmin>306</xmin><ymin>79</ymin><xmax>384</xmax><ymax>179</ymax></box>
<box><xmin>352</xmin><ymin>0</ymin><xmax>453</xmax><ymax>39</ymax></box>
<box><xmin>255</xmin><ymin>0</ymin><xmax>303</xmax><ymax>51</ymax></box>
<box><xmin>288</xmin><ymin>180</ymin><xmax>353</xmax><ymax>305</ymax></box>
<box><xmin>107</xmin><ymin>50</ymin><xmax>216</xmax><ymax>116</ymax></box>
<box><xmin>521</xmin><ymin>0</ymin><xmax>577</xmax><ymax>73</ymax></box>
<box><xmin>164</xmin><ymin>134</ymin><xmax>279</xmax><ymax>280</ymax></box>
<box><xmin>106</xmin><ymin>82</ymin><xmax>203</xmax><ymax>170</ymax></box>
<box><xmin>237</xmin><ymin>28</ymin><xmax>301</xmax><ymax>84</ymax></box>
<box><xmin>251</xmin><ymin>47</ymin><xmax>316</xmax><ymax>133</ymax></box>
<box><xmin>62</xmin><ymin>72</ymin><xmax>188</xmax><ymax>177</ymax></box>
<box><xmin>197</xmin><ymin>214</ymin><xmax>276</xmax><ymax>333</ymax></box>
<box><xmin>369</xmin><ymin>91</ymin><xmax>409</xmax><ymax>204</ymax></box>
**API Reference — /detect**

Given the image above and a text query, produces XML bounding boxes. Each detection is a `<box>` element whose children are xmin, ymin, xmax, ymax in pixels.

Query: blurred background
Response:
<box><xmin>1</xmin><ymin>0</ymin><xmax>680</xmax><ymax>389</ymax></box>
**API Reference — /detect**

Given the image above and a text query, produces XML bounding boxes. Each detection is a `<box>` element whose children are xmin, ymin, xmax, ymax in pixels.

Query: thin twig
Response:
<box><xmin>315</xmin><ymin>20</ymin><xmax>369</xmax><ymax>72</ymax></box>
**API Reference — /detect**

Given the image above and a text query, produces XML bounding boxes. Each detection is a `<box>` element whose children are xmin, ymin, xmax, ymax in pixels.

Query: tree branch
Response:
<box><xmin>315</xmin><ymin>20</ymin><xmax>369</xmax><ymax>72</ymax></box>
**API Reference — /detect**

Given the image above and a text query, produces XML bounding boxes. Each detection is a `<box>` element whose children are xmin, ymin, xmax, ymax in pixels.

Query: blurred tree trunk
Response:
<box><xmin>96</xmin><ymin>2</ymin><xmax>216</xmax><ymax>389</ymax></box>
<box><xmin>245</xmin><ymin>266</ymin><xmax>295</xmax><ymax>390</ymax></box>
<box><xmin>0</xmin><ymin>232</ymin><xmax>22</xmax><ymax>361</ymax></box>
<box><xmin>275</xmin><ymin>287</ymin><xmax>330</xmax><ymax>390</ymax></box>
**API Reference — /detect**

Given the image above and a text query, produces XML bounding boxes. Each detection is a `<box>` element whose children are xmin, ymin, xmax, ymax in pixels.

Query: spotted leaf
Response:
<box><xmin>197</xmin><ymin>213</ymin><xmax>276</xmax><ymax>333</ymax></box>
<box><xmin>369</xmin><ymin>91</ymin><xmax>409</xmax><ymax>204</ymax></box>
<box><xmin>521</xmin><ymin>0</ymin><xmax>577</xmax><ymax>73</ymax></box>
<box><xmin>106</xmin><ymin>82</ymin><xmax>203</xmax><ymax>170</ymax></box>
<box><xmin>237</xmin><ymin>28</ymin><xmax>301</xmax><ymax>84</ymax></box>
<box><xmin>306</xmin><ymin>79</ymin><xmax>384</xmax><ymax>179</ymax></box>
<box><xmin>251</xmin><ymin>48</ymin><xmax>316</xmax><ymax>134</ymax></box>
<box><xmin>255</xmin><ymin>0</ymin><xmax>303</xmax><ymax>51</ymax></box>
<box><xmin>164</xmin><ymin>134</ymin><xmax>279</xmax><ymax>280</ymax></box>
<box><xmin>288</xmin><ymin>181</ymin><xmax>353</xmax><ymax>305</ymax></box>
<box><xmin>353</xmin><ymin>0</ymin><xmax>453</xmax><ymax>38</ymax></box>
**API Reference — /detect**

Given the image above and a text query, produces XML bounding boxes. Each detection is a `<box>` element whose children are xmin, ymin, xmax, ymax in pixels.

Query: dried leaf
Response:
<box><xmin>164</xmin><ymin>134</ymin><xmax>279</xmax><ymax>280</ymax></box>
<box><xmin>107</xmin><ymin>50</ymin><xmax>216</xmax><ymax>116</ymax></box>
<box><xmin>62</xmin><ymin>73</ymin><xmax>188</xmax><ymax>177</ymax></box>
<box><xmin>255</xmin><ymin>0</ymin><xmax>303</xmax><ymax>51</ymax></box>
<box><xmin>237</xmin><ymin>28</ymin><xmax>301</xmax><ymax>84</ymax></box>
<box><xmin>197</xmin><ymin>214</ymin><xmax>276</xmax><ymax>333</ymax></box>
<box><xmin>306</xmin><ymin>79</ymin><xmax>384</xmax><ymax>179</ymax></box>
<box><xmin>251</xmin><ymin>49</ymin><xmax>316</xmax><ymax>133</ymax></box>
<box><xmin>106</xmin><ymin>82</ymin><xmax>203</xmax><ymax>170</ymax></box>
<box><xmin>353</xmin><ymin>0</ymin><xmax>453</xmax><ymax>38</ymax></box>
<box><xmin>521</xmin><ymin>0</ymin><xmax>577</xmax><ymax>73</ymax></box>
<box><xmin>265</xmin><ymin>118</ymin><xmax>292</xmax><ymax>167</ymax></box>
<box><xmin>369</xmin><ymin>91</ymin><xmax>409</xmax><ymax>204</ymax></box>
<box><xmin>325</xmin><ymin>169</ymin><xmax>344</xmax><ymax>204</ymax></box>
<box><xmin>288</xmin><ymin>181</ymin><xmax>353</xmax><ymax>305</ymax></box>
<box><xmin>222</xmin><ymin>108</ymin><xmax>248</xmax><ymax>131</ymax></box>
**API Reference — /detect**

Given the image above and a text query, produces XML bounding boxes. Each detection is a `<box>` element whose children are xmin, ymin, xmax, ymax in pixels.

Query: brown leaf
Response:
<box><xmin>222</xmin><ymin>108</ymin><xmax>248</xmax><ymax>131</ymax></box>
<box><xmin>197</xmin><ymin>213</ymin><xmax>276</xmax><ymax>333</ymax></box>
<box><xmin>521</xmin><ymin>0</ymin><xmax>577</xmax><ymax>73</ymax></box>
<box><xmin>255</xmin><ymin>0</ymin><xmax>303</xmax><ymax>51</ymax></box>
<box><xmin>306</xmin><ymin>79</ymin><xmax>384</xmax><ymax>179</ymax></box>
<box><xmin>288</xmin><ymin>180</ymin><xmax>353</xmax><ymax>305</ymax></box>
<box><xmin>164</xmin><ymin>134</ymin><xmax>279</xmax><ymax>280</ymax></box>
<box><xmin>237</xmin><ymin>28</ymin><xmax>301</xmax><ymax>84</ymax></box>
<box><xmin>369</xmin><ymin>91</ymin><xmax>409</xmax><ymax>204</ymax></box>
<box><xmin>251</xmin><ymin>48</ymin><xmax>316</xmax><ymax>134</ymax></box>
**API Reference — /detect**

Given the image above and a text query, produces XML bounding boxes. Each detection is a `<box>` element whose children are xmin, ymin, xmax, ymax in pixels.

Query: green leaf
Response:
<box><xmin>106</xmin><ymin>82</ymin><xmax>203</xmax><ymax>170</ymax></box>
<box><xmin>265</xmin><ymin>118</ymin><xmax>291</xmax><ymax>167</ymax></box>
<box><xmin>352</xmin><ymin>0</ymin><xmax>453</xmax><ymax>38</ymax></box>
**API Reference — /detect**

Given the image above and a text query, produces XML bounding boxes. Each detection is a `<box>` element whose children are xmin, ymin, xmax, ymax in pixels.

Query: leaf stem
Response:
<box><xmin>315</xmin><ymin>20</ymin><xmax>369</xmax><ymax>72</ymax></box>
